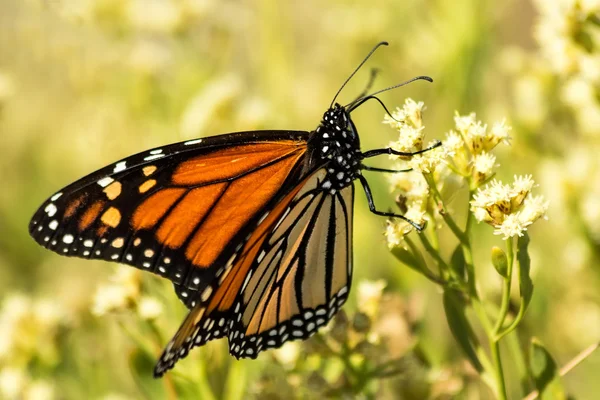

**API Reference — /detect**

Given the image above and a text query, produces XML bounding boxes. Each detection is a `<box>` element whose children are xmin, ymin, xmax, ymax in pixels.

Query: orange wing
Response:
<box><xmin>154</xmin><ymin>169</ymin><xmax>355</xmax><ymax>376</ymax></box>
<box><xmin>29</xmin><ymin>131</ymin><xmax>309</xmax><ymax>307</ymax></box>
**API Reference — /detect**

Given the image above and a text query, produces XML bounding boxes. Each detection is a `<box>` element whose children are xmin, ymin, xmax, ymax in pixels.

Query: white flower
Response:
<box><xmin>389</xmin><ymin>125</ymin><xmax>425</xmax><ymax>154</ymax></box>
<box><xmin>472</xmin><ymin>175</ymin><xmax>548</xmax><ymax>236</ymax></box>
<box><xmin>383</xmin><ymin>108</ymin><xmax>405</xmax><ymax>129</ymax></box>
<box><xmin>92</xmin><ymin>267</ymin><xmax>140</xmax><ymax>316</ymax></box>
<box><xmin>137</xmin><ymin>297</ymin><xmax>163</xmax><ymax>321</ymax></box>
<box><xmin>92</xmin><ymin>285</ymin><xmax>132</xmax><ymax>316</ymax></box>
<box><xmin>388</xmin><ymin>173</ymin><xmax>429</xmax><ymax>203</ymax></box>
<box><xmin>402</xmin><ymin>98</ymin><xmax>426</xmax><ymax>127</ymax></box>
<box><xmin>357</xmin><ymin>280</ymin><xmax>387</xmax><ymax>317</ymax></box>
<box><xmin>512</xmin><ymin>174</ymin><xmax>535</xmax><ymax>194</ymax></box>
<box><xmin>518</xmin><ymin>195</ymin><xmax>550</xmax><ymax>225</ymax></box>
<box><xmin>511</xmin><ymin>174</ymin><xmax>535</xmax><ymax>207</ymax></box>
<box><xmin>0</xmin><ymin>368</ymin><xmax>26</xmax><ymax>399</ymax></box>
<box><xmin>494</xmin><ymin>213</ymin><xmax>528</xmax><ymax>239</ymax></box>
<box><xmin>454</xmin><ymin>112</ymin><xmax>511</xmax><ymax>153</ymax></box>
<box><xmin>273</xmin><ymin>342</ymin><xmax>300</xmax><ymax>368</ymax></box>
<box><xmin>490</xmin><ymin>119</ymin><xmax>512</xmax><ymax>146</ymax></box>
<box><xmin>383</xmin><ymin>98</ymin><xmax>426</xmax><ymax>130</ymax></box>
<box><xmin>454</xmin><ymin>112</ymin><xmax>477</xmax><ymax>133</ymax></box>
<box><xmin>26</xmin><ymin>380</ymin><xmax>54</xmax><ymax>400</ymax></box>
<box><xmin>385</xmin><ymin>221</ymin><xmax>405</xmax><ymax>248</ymax></box>
<box><xmin>385</xmin><ymin>203</ymin><xmax>428</xmax><ymax>247</ymax></box>
<box><xmin>472</xmin><ymin>152</ymin><xmax>497</xmax><ymax>183</ymax></box>
<box><xmin>408</xmin><ymin>142</ymin><xmax>451</xmax><ymax>173</ymax></box>
<box><xmin>33</xmin><ymin>300</ymin><xmax>66</xmax><ymax>329</ymax></box>
<box><xmin>444</xmin><ymin>130</ymin><xmax>464</xmax><ymax>153</ymax></box>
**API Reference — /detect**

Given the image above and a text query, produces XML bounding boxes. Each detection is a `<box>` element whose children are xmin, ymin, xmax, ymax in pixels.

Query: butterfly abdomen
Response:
<box><xmin>308</xmin><ymin>104</ymin><xmax>361</xmax><ymax>193</ymax></box>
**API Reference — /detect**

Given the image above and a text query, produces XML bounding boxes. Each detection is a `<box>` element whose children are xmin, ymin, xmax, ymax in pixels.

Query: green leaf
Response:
<box><xmin>442</xmin><ymin>289</ymin><xmax>483</xmax><ymax>372</ymax></box>
<box><xmin>529</xmin><ymin>338</ymin><xmax>566</xmax><ymax>400</ymax></box>
<box><xmin>517</xmin><ymin>233</ymin><xmax>534</xmax><ymax>312</ymax></box>
<box><xmin>450</xmin><ymin>244</ymin><xmax>466</xmax><ymax>278</ymax></box>
<box><xmin>491</xmin><ymin>246</ymin><xmax>508</xmax><ymax>278</ymax></box>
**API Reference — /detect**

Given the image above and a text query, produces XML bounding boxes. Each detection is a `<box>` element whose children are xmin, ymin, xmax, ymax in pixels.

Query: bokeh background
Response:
<box><xmin>1</xmin><ymin>0</ymin><xmax>599</xmax><ymax>398</ymax></box>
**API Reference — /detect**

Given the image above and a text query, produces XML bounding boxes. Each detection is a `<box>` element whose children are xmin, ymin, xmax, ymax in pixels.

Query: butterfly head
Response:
<box><xmin>318</xmin><ymin>103</ymin><xmax>359</xmax><ymax>142</ymax></box>
<box><xmin>305</xmin><ymin>104</ymin><xmax>362</xmax><ymax>192</ymax></box>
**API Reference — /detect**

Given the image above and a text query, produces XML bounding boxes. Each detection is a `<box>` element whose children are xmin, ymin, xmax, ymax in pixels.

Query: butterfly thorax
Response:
<box><xmin>307</xmin><ymin>104</ymin><xmax>361</xmax><ymax>193</ymax></box>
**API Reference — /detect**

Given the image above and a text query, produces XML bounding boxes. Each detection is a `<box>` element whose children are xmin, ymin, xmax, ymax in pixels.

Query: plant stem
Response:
<box><xmin>493</xmin><ymin>238</ymin><xmax>514</xmax><ymax>335</ymax></box>
<box><xmin>405</xmin><ymin>236</ymin><xmax>446</xmax><ymax>284</ymax></box>
<box><xmin>423</xmin><ymin>173</ymin><xmax>468</xmax><ymax>244</ymax></box>
<box><xmin>490</xmin><ymin>339</ymin><xmax>508</xmax><ymax>400</ymax></box>
<box><xmin>418</xmin><ymin>231</ymin><xmax>449</xmax><ymax>278</ymax></box>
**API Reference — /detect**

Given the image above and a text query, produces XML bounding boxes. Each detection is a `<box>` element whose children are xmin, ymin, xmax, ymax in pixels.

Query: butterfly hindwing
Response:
<box><xmin>29</xmin><ymin>131</ymin><xmax>309</xmax><ymax>307</ymax></box>
<box><xmin>153</xmin><ymin>169</ymin><xmax>354</xmax><ymax>376</ymax></box>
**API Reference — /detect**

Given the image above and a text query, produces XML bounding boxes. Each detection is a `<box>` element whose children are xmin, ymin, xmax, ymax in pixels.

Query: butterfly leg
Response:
<box><xmin>361</xmin><ymin>140</ymin><xmax>442</xmax><ymax>159</ymax></box>
<box><xmin>360</xmin><ymin>165</ymin><xmax>412</xmax><ymax>173</ymax></box>
<box><xmin>357</xmin><ymin>174</ymin><xmax>424</xmax><ymax>231</ymax></box>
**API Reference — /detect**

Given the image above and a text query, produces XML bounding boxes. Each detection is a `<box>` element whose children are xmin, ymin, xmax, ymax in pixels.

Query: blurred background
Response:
<box><xmin>1</xmin><ymin>0</ymin><xmax>599</xmax><ymax>398</ymax></box>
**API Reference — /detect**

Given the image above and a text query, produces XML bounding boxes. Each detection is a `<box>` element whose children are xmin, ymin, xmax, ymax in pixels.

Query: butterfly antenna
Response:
<box><xmin>359</xmin><ymin>75</ymin><xmax>433</xmax><ymax>102</ymax></box>
<box><xmin>349</xmin><ymin>68</ymin><xmax>379</xmax><ymax>104</ymax></box>
<box><xmin>345</xmin><ymin>75</ymin><xmax>433</xmax><ymax>115</ymax></box>
<box><xmin>330</xmin><ymin>41</ymin><xmax>389</xmax><ymax>108</ymax></box>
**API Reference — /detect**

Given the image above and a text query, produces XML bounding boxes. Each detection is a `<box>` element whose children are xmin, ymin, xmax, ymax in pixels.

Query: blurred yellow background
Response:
<box><xmin>1</xmin><ymin>0</ymin><xmax>599</xmax><ymax>398</ymax></box>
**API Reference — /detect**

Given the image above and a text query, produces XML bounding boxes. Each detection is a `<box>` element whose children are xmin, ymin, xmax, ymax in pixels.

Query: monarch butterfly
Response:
<box><xmin>28</xmin><ymin>42</ymin><xmax>439</xmax><ymax>377</ymax></box>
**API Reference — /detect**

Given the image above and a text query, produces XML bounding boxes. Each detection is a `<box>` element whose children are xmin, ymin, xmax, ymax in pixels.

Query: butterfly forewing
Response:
<box><xmin>29</xmin><ymin>131</ymin><xmax>309</xmax><ymax>307</ymax></box>
<box><xmin>153</xmin><ymin>169</ymin><xmax>354</xmax><ymax>376</ymax></box>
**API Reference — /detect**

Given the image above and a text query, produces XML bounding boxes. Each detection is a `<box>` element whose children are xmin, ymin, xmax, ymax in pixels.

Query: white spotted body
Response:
<box><xmin>307</xmin><ymin>104</ymin><xmax>361</xmax><ymax>193</ymax></box>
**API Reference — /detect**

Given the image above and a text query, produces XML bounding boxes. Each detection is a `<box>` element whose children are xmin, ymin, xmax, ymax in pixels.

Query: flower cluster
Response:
<box><xmin>384</xmin><ymin>102</ymin><xmax>513</xmax><ymax>247</ymax></box>
<box><xmin>0</xmin><ymin>294</ymin><xmax>69</xmax><ymax>400</ymax></box>
<box><xmin>445</xmin><ymin>113</ymin><xmax>511</xmax><ymax>185</ymax></box>
<box><xmin>471</xmin><ymin>175</ymin><xmax>549</xmax><ymax>239</ymax></box>
<box><xmin>92</xmin><ymin>266</ymin><xmax>163</xmax><ymax>321</ymax></box>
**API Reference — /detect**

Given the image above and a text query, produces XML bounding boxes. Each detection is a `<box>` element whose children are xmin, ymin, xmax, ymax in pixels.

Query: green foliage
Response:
<box><xmin>442</xmin><ymin>289</ymin><xmax>483</xmax><ymax>373</ymax></box>
<box><xmin>529</xmin><ymin>338</ymin><xmax>566</xmax><ymax>400</ymax></box>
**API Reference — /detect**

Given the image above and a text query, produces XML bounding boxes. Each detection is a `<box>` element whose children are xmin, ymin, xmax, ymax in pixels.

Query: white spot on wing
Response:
<box><xmin>48</xmin><ymin>220</ymin><xmax>58</xmax><ymax>230</ymax></box>
<box><xmin>144</xmin><ymin>154</ymin><xmax>165</xmax><ymax>161</ymax></box>
<box><xmin>150</xmin><ymin>149</ymin><xmax>163</xmax><ymax>155</ymax></box>
<box><xmin>50</xmin><ymin>192</ymin><xmax>62</xmax><ymax>201</ymax></box>
<box><xmin>83</xmin><ymin>240</ymin><xmax>93</xmax><ymax>248</ymax></box>
<box><xmin>97</xmin><ymin>177</ymin><xmax>114</xmax><ymax>187</ymax></box>
<box><xmin>62</xmin><ymin>234</ymin><xmax>74</xmax><ymax>244</ymax></box>
<box><xmin>113</xmin><ymin>161</ymin><xmax>127</xmax><ymax>173</ymax></box>
<box><xmin>184</xmin><ymin>138</ymin><xmax>203</xmax><ymax>145</ymax></box>
<box><xmin>45</xmin><ymin>203</ymin><xmax>57</xmax><ymax>217</ymax></box>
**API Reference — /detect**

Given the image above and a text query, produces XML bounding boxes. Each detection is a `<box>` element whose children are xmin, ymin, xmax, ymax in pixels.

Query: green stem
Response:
<box><xmin>423</xmin><ymin>173</ymin><xmax>468</xmax><ymax>244</ymax></box>
<box><xmin>405</xmin><ymin>236</ymin><xmax>446</xmax><ymax>284</ymax></box>
<box><xmin>496</xmin><ymin>300</ymin><xmax>527</xmax><ymax>341</ymax></box>
<box><xmin>417</xmin><ymin>231</ymin><xmax>449</xmax><ymax>280</ymax></box>
<box><xmin>490</xmin><ymin>339</ymin><xmax>508</xmax><ymax>400</ymax></box>
<box><xmin>493</xmin><ymin>238</ymin><xmax>514</xmax><ymax>334</ymax></box>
